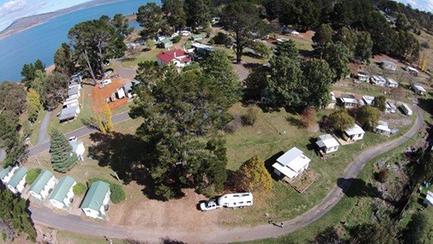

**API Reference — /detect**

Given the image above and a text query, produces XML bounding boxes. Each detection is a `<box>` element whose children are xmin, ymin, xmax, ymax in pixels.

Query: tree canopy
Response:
<box><xmin>236</xmin><ymin>156</ymin><xmax>273</xmax><ymax>193</ymax></box>
<box><xmin>326</xmin><ymin>109</ymin><xmax>355</xmax><ymax>132</ymax></box>
<box><xmin>49</xmin><ymin>129</ymin><xmax>77</xmax><ymax>173</ymax></box>
<box><xmin>356</xmin><ymin>106</ymin><xmax>381</xmax><ymax>131</ymax></box>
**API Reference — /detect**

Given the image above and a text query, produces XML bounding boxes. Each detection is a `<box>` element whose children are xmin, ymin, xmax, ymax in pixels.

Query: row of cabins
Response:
<box><xmin>0</xmin><ymin>166</ymin><xmax>111</xmax><ymax>219</ymax></box>
<box><xmin>381</xmin><ymin>59</ymin><xmax>420</xmax><ymax>77</ymax></box>
<box><xmin>59</xmin><ymin>75</ymin><xmax>82</xmax><ymax>123</ymax></box>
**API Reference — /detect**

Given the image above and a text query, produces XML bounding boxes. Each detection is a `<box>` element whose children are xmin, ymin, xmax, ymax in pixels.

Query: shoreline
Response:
<box><xmin>0</xmin><ymin>0</ymin><xmax>128</xmax><ymax>41</ymax></box>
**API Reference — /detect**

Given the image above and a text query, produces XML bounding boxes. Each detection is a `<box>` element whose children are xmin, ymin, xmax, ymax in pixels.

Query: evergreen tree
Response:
<box><xmin>236</xmin><ymin>156</ymin><xmax>273</xmax><ymax>193</ymax></box>
<box><xmin>49</xmin><ymin>129</ymin><xmax>77</xmax><ymax>173</ymax></box>
<box><xmin>313</xmin><ymin>24</ymin><xmax>333</xmax><ymax>47</ymax></box>
<box><xmin>322</xmin><ymin>42</ymin><xmax>350</xmax><ymax>82</ymax></box>
<box><xmin>54</xmin><ymin>43</ymin><xmax>75</xmax><ymax>76</ymax></box>
<box><xmin>137</xmin><ymin>3</ymin><xmax>165</xmax><ymax>39</ymax></box>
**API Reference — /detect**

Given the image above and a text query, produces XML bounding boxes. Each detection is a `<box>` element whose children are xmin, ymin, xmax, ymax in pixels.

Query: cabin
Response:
<box><xmin>343</xmin><ymin>124</ymin><xmax>365</xmax><ymax>142</ymax></box>
<box><xmin>315</xmin><ymin>134</ymin><xmax>340</xmax><ymax>154</ymax></box>
<box><xmin>191</xmin><ymin>42</ymin><xmax>214</xmax><ymax>57</ymax></box>
<box><xmin>191</xmin><ymin>33</ymin><xmax>206</xmax><ymax>42</ymax></box>
<box><xmin>374</xmin><ymin>121</ymin><xmax>392</xmax><ymax>136</ymax></box>
<box><xmin>157</xmin><ymin>49</ymin><xmax>191</xmax><ymax>69</ymax></box>
<box><xmin>68</xmin><ymin>138</ymin><xmax>85</xmax><ymax>161</ymax></box>
<box><xmin>49</xmin><ymin>176</ymin><xmax>76</xmax><ymax>209</ymax></box>
<box><xmin>158</xmin><ymin>38</ymin><xmax>173</xmax><ymax>49</ymax></box>
<box><xmin>68</xmin><ymin>86</ymin><xmax>80</xmax><ymax>98</ymax></box>
<box><xmin>406</xmin><ymin>66</ymin><xmax>419</xmax><ymax>76</ymax></box>
<box><xmin>217</xmin><ymin>192</ymin><xmax>253</xmax><ymax>208</ymax></box>
<box><xmin>355</xmin><ymin>72</ymin><xmax>369</xmax><ymax>82</ymax></box>
<box><xmin>370</xmin><ymin>75</ymin><xmax>387</xmax><ymax>86</ymax></box>
<box><xmin>411</xmin><ymin>83</ymin><xmax>427</xmax><ymax>96</ymax></box>
<box><xmin>7</xmin><ymin>167</ymin><xmax>27</xmax><ymax>194</ymax></box>
<box><xmin>424</xmin><ymin>191</ymin><xmax>433</xmax><ymax>206</ymax></box>
<box><xmin>385</xmin><ymin>101</ymin><xmax>397</xmax><ymax>114</ymax></box>
<box><xmin>59</xmin><ymin>105</ymin><xmax>80</xmax><ymax>122</ymax></box>
<box><xmin>0</xmin><ymin>166</ymin><xmax>18</xmax><ymax>184</ymax></box>
<box><xmin>361</xmin><ymin>95</ymin><xmax>375</xmax><ymax>106</ymax></box>
<box><xmin>29</xmin><ymin>170</ymin><xmax>57</xmax><ymax>200</ymax></box>
<box><xmin>272</xmin><ymin>147</ymin><xmax>311</xmax><ymax>180</ymax></box>
<box><xmin>80</xmin><ymin>181</ymin><xmax>111</xmax><ymax>219</ymax></box>
<box><xmin>326</xmin><ymin>92</ymin><xmax>337</xmax><ymax>109</ymax></box>
<box><xmin>400</xmin><ymin>103</ymin><xmax>413</xmax><ymax>116</ymax></box>
<box><xmin>381</xmin><ymin>60</ymin><xmax>397</xmax><ymax>71</ymax></box>
<box><xmin>338</xmin><ymin>94</ymin><xmax>358</xmax><ymax>109</ymax></box>
<box><xmin>386</xmin><ymin>78</ymin><xmax>399</xmax><ymax>88</ymax></box>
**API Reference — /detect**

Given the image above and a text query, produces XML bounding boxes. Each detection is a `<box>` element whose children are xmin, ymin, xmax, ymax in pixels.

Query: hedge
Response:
<box><xmin>88</xmin><ymin>178</ymin><xmax>125</xmax><ymax>203</ymax></box>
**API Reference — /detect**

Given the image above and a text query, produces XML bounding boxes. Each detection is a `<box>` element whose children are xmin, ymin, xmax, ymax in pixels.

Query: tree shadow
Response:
<box><xmin>337</xmin><ymin>178</ymin><xmax>383</xmax><ymax>200</ymax></box>
<box><xmin>418</xmin><ymin>95</ymin><xmax>433</xmax><ymax>118</ymax></box>
<box><xmin>264</xmin><ymin>151</ymin><xmax>285</xmax><ymax>181</ymax></box>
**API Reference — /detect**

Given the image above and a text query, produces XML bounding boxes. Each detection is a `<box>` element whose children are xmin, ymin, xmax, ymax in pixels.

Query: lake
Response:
<box><xmin>0</xmin><ymin>0</ymin><xmax>153</xmax><ymax>82</ymax></box>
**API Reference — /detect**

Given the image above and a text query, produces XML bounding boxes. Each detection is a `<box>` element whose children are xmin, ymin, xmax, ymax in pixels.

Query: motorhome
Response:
<box><xmin>217</xmin><ymin>192</ymin><xmax>253</xmax><ymax>208</ymax></box>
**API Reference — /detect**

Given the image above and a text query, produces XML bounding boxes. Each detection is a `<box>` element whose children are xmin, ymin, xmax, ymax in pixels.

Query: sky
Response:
<box><xmin>0</xmin><ymin>0</ymin><xmax>93</xmax><ymax>31</ymax></box>
<box><xmin>395</xmin><ymin>0</ymin><xmax>433</xmax><ymax>12</ymax></box>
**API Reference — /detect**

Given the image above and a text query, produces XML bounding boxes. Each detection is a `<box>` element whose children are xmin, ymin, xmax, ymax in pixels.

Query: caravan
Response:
<box><xmin>217</xmin><ymin>192</ymin><xmax>253</xmax><ymax>208</ymax></box>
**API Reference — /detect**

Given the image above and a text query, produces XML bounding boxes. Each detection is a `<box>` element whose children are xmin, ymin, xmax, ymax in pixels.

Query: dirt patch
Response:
<box><xmin>91</xmin><ymin>79</ymin><xmax>129</xmax><ymax>113</ymax></box>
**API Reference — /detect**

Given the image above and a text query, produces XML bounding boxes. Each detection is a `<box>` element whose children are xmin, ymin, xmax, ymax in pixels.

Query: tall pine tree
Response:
<box><xmin>49</xmin><ymin>129</ymin><xmax>77</xmax><ymax>173</ymax></box>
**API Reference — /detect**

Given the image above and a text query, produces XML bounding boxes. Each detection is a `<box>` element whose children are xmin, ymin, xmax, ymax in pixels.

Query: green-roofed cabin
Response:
<box><xmin>49</xmin><ymin>176</ymin><xmax>76</xmax><ymax>209</ymax></box>
<box><xmin>191</xmin><ymin>33</ymin><xmax>206</xmax><ymax>42</ymax></box>
<box><xmin>7</xmin><ymin>167</ymin><xmax>27</xmax><ymax>194</ymax></box>
<box><xmin>29</xmin><ymin>170</ymin><xmax>57</xmax><ymax>200</ymax></box>
<box><xmin>158</xmin><ymin>38</ymin><xmax>173</xmax><ymax>49</ymax></box>
<box><xmin>80</xmin><ymin>181</ymin><xmax>111</xmax><ymax>219</ymax></box>
<box><xmin>0</xmin><ymin>166</ymin><xmax>18</xmax><ymax>184</ymax></box>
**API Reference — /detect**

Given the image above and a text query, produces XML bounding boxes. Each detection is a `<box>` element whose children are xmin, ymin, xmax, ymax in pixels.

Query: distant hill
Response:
<box><xmin>0</xmin><ymin>0</ymin><xmax>125</xmax><ymax>41</ymax></box>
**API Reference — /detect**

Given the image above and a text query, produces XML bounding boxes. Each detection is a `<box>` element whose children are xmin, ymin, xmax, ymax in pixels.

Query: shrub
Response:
<box><xmin>172</xmin><ymin>35</ymin><xmax>181</xmax><ymax>43</ymax></box>
<box><xmin>26</xmin><ymin>168</ymin><xmax>41</xmax><ymax>185</ymax></box>
<box><xmin>372</xmin><ymin>96</ymin><xmax>386</xmax><ymax>112</ymax></box>
<box><xmin>375</xmin><ymin>169</ymin><xmax>388</xmax><ymax>183</ymax></box>
<box><xmin>73</xmin><ymin>183</ymin><xmax>87</xmax><ymax>196</ymax></box>
<box><xmin>241</xmin><ymin>107</ymin><xmax>258</xmax><ymax>126</ymax></box>
<box><xmin>88</xmin><ymin>178</ymin><xmax>125</xmax><ymax>204</ymax></box>
<box><xmin>300</xmin><ymin>106</ymin><xmax>317</xmax><ymax>129</ymax></box>
<box><xmin>356</xmin><ymin>106</ymin><xmax>380</xmax><ymax>130</ymax></box>
<box><xmin>325</xmin><ymin>109</ymin><xmax>355</xmax><ymax>132</ymax></box>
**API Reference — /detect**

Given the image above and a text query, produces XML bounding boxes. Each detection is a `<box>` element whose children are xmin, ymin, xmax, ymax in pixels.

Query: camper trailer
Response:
<box><xmin>217</xmin><ymin>192</ymin><xmax>253</xmax><ymax>208</ymax></box>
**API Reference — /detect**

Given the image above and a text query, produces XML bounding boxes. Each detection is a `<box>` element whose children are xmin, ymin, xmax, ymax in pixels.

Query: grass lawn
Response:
<box><xmin>56</xmin><ymin>230</ymin><xmax>125</xmax><ymax>244</ymax></box>
<box><xmin>29</xmin><ymin>110</ymin><xmax>47</xmax><ymax>145</ymax></box>
<box><xmin>120</xmin><ymin>48</ymin><xmax>161</xmax><ymax>68</ymax></box>
<box><xmin>220</xmin><ymin>103</ymin><xmax>413</xmax><ymax>225</ymax></box>
<box><xmin>48</xmin><ymin>85</ymin><xmax>93</xmax><ymax>134</ymax></box>
<box><xmin>248</xmin><ymin>132</ymin><xmax>421</xmax><ymax>243</ymax></box>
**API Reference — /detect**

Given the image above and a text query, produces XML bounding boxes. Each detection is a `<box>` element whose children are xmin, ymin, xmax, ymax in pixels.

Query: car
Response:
<box><xmin>68</xmin><ymin>136</ymin><xmax>77</xmax><ymax>142</ymax></box>
<box><xmin>199</xmin><ymin>199</ymin><xmax>221</xmax><ymax>211</ymax></box>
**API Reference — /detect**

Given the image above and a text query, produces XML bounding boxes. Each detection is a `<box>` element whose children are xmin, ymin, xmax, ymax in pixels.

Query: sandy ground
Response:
<box><xmin>92</xmin><ymin>78</ymin><xmax>129</xmax><ymax>112</ymax></box>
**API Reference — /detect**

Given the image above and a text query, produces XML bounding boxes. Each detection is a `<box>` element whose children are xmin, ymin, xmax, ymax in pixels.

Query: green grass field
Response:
<box><xmin>120</xmin><ymin>48</ymin><xmax>161</xmax><ymax>68</ymax></box>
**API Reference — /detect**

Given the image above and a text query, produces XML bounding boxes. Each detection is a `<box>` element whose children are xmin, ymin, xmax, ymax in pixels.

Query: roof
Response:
<box><xmin>316</xmin><ymin>134</ymin><xmax>340</xmax><ymax>148</ymax></box>
<box><xmin>192</xmin><ymin>33</ymin><xmax>206</xmax><ymax>40</ymax></box>
<box><xmin>192</xmin><ymin>42</ymin><xmax>214</xmax><ymax>51</ymax></box>
<box><xmin>8</xmin><ymin>167</ymin><xmax>27</xmax><ymax>188</ymax></box>
<box><xmin>387</xmin><ymin>78</ymin><xmax>398</xmax><ymax>85</ymax></box>
<box><xmin>68</xmin><ymin>86</ymin><xmax>80</xmax><ymax>96</ymax></box>
<box><xmin>362</xmin><ymin>95</ymin><xmax>375</xmax><ymax>106</ymax></box>
<box><xmin>50</xmin><ymin>176</ymin><xmax>75</xmax><ymax>202</ymax></box>
<box><xmin>59</xmin><ymin>106</ymin><xmax>78</xmax><ymax>121</ymax></box>
<box><xmin>382</xmin><ymin>60</ymin><xmax>396</xmax><ymax>66</ymax></box>
<box><xmin>69</xmin><ymin>140</ymin><xmax>84</xmax><ymax>154</ymax></box>
<box><xmin>80</xmin><ymin>181</ymin><xmax>110</xmax><ymax>211</ymax></box>
<box><xmin>413</xmin><ymin>84</ymin><xmax>426</xmax><ymax>92</ymax></box>
<box><xmin>339</xmin><ymin>97</ymin><xmax>358</xmax><ymax>104</ymax></box>
<box><xmin>376</xmin><ymin>121</ymin><xmax>391</xmax><ymax>132</ymax></box>
<box><xmin>30</xmin><ymin>170</ymin><xmax>54</xmax><ymax>194</ymax></box>
<box><xmin>345</xmin><ymin>124</ymin><xmax>365</xmax><ymax>136</ymax></box>
<box><xmin>276</xmin><ymin>147</ymin><xmax>310</xmax><ymax>172</ymax></box>
<box><xmin>0</xmin><ymin>166</ymin><xmax>11</xmax><ymax>180</ymax></box>
<box><xmin>272</xmin><ymin>162</ymin><xmax>298</xmax><ymax>178</ymax></box>
<box><xmin>157</xmin><ymin>49</ymin><xmax>191</xmax><ymax>65</ymax></box>
<box><xmin>426</xmin><ymin>191</ymin><xmax>433</xmax><ymax>205</ymax></box>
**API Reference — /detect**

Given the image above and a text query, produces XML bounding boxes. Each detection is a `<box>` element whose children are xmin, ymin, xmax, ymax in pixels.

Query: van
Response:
<box><xmin>217</xmin><ymin>192</ymin><xmax>253</xmax><ymax>208</ymax></box>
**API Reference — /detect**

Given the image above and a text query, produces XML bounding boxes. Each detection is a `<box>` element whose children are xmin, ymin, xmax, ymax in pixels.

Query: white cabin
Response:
<box><xmin>316</xmin><ymin>134</ymin><xmax>340</xmax><ymax>154</ymax></box>
<box><xmin>374</xmin><ymin>121</ymin><xmax>392</xmax><ymax>136</ymax></box>
<box><xmin>272</xmin><ymin>147</ymin><xmax>310</xmax><ymax>179</ymax></box>
<box><xmin>344</xmin><ymin>124</ymin><xmax>365</xmax><ymax>142</ymax></box>
<box><xmin>386</xmin><ymin>78</ymin><xmax>399</xmax><ymax>88</ymax></box>
<box><xmin>338</xmin><ymin>95</ymin><xmax>358</xmax><ymax>109</ymax></box>
<box><xmin>0</xmin><ymin>166</ymin><xmax>19</xmax><ymax>184</ymax></box>
<box><xmin>400</xmin><ymin>103</ymin><xmax>413</xmax><ymax>116</ymax></box>
<box><xmin>29</xmin><ymin>170</ymin><xmax>57</xmax><ymax>200</ymax></box>
<box><xmin>412</xmin><ymin>83</ymin><xmax>427</xmax><ymax>96</ymax></box>
<box><xmin>217</xmin><ymin>192</ymin><xmax>253</xmax><ymax>208</ymax></box>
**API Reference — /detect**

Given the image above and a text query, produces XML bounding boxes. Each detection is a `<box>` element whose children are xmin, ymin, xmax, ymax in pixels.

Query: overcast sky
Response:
<box><xmin>395</xmin><ymin>0</ymin><xmax>433</xmax><ymax>12</ymax></box>
<box><xmin>0</xmin><ymin>0</ymin><xmax>92</xmax><ymax>31</ymax></box>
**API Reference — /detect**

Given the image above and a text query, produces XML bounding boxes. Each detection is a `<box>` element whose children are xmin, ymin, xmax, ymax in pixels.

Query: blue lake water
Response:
<box><xmin>0</xmin><ymin>0</ymin><xmax>153</xmax><ymax>82</ymax></box>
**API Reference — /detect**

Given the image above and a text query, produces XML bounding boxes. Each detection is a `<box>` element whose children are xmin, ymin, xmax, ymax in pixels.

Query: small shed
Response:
<box><xmin>7</xmin><ymin>167</ymin><xmax>27</xmax><ymax>194</ymax></box>
<box><xmin>191</xmin><ymin>33</ymin><xmax>206</xmax><ymax>42</ymax></box>
<box><xmin>49</xmin><ymin>176</ymin><xmax>76</xmax><ymax>209</ymax></box>
<box><xmin>69</xmin><ymin>139</ymin><xmax>85</xmax><ymax>161</ymax></box>
<box><xmin>316</xmin><ymin>134</ymin><xmax>340</xmax><ymax>154</ymax></box>
<box><xmin>159</xmin><ymin>38</ymin><xmax>173</xmax><ymax>49</ymax></box>
<box><xmin>29</xmin><ymin>170</ymin><xmax>57</xmax><ymax>200</ymax></box>
<box><xmin>386</xmin><ymin>78</ymin><xmax>399</xmax><ymax>88</ymax></box>
<box><xmin>411</xmin><ymin>83</ymin><xmax>427</xmax><ymax>96</ymax></box>
<box><xmin>381</xmin><ymin>60</ymin><xmax>397</xmax><ymax>71</ymax></box>
<box><xmin>80</xmin><ymin>181</ymin><xmax>111</xmax><ymax>219</ymax></box>
<box><xmin>406</xmin><ymin>66</ymin><xmax>419</xmax><ymax>76</ymax></box>
<box><xmin>374</xmin><ymin>121</ymin><xmax>392</xmax><ymax>136</ymax></box>
<box><xmin>400</xmin><ymin>103</ymin><xmax>413</xmax><ymax>116</ymax></box>
<box><xmin>370</xmin><ymin>75</ymin><xmax>387</xmax><ymax>86</ymax></box>
<box><xmin>338</xmin><ymin>95</ymin><xmax>358</xmax><ymax>109</ymax></box>
<box><xmin>272</xmin><ymin>147</ymin><xmax>311</xmax><ymax>179</ymax></box>
<box><xmin>343</xmin><ymin>124</ymin><xmax>365</xmax><ymax>142</ymax></box>
<box><xmin>385</xmin><ymin>101</ymin><xmax>397</xmax><ymax>114</ymax></box>
<box><xmin>361</xmin><ymin>95</ymin><xmax>375</xmax><ymax>106</ymax></box>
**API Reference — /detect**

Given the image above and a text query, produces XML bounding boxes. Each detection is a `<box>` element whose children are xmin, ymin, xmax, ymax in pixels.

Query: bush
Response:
<box><xmin>300</xmin><ymin>106</ymin><xmax>317</xmax><ymax>129</ymax></box>
<box><xmin>213</xmin><ymin>32</ymin><xmax>233</xmax><ymax>47</ymax></box>
<box><xmin>172</xmin><ymin>35</ymin><xmax>181</xmax><ymax>43</ymax></box>
<box><xmin>356</xmin><ymin>106</ymin><xmax>380</xmax><ymax>130</ymax></box>
<box><xmin>73</xmin><ymin>183</ymin><xmax>87</xmax><ymax>196</ymax></box>
<box><xmin>241</xmin><ymin>107</ymin><xmax>258</xmax><ymax>126</ymax></box>
<box><xmin>224</xmin><ymin>115</ymin><xmax>242</xmax><ymax>133</ymax></box>
<box><xmin>325</xmin><ymin>109</ymin><xmax>355</xmax><ymax>132</ymax></box>
<box><xmin>88</xmin><ymin>178</ymin><xmax>125</xmax><ymax>204</ymax></box>
<box><xmin>372</xmin><ymin>96</ymin><xmax>386</xmax><ymax>112</ymax></box>
<box><xmin>26</xmin><ymin>168</ymin><xmax>41</xmax><ymax>185</ymax></box>
<box><xmin>375</xmin><ymin>169</ymin><xmax>388</xmax><ymax>183</ymax></box>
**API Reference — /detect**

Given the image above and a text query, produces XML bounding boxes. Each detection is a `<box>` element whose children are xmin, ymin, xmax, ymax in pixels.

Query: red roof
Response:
<box><xmin>157</xmin><ymin>49</ymin><xmax>191</xmax><ymax>64</ymax></box>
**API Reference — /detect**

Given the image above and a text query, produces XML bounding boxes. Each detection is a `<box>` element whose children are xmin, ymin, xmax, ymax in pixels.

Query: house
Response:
<box><xmin>374</xmin><ymin>121</ymin><xmax>392</xmax><ymax>136</ymax></box>
<box><xmin>80</xmin><ymin>181</ymin><xmax>111</xmax><ymax>219</ymax></box>
<box><xmin>63</xmin><ymin>98</ymin><xmax>79</xmax><ymax>108</ymax></box>
<box><xmin>0</xmin><ymin>166</ymin><xmax>18</xmax><ymax>184</ymax></box>
<box><xmin>385</xmin><ymin>101</ymin><xmax>397</xmax><ymax>114</ymax></box>
<box><xmin>338</xmin><ymin>94</ymin><xmax>358</xmax><ymax>109</ymax></box>
<box><xmin>400</xmin><ymin>103</ymin><xmax>413</xmax><ymax>116</ymax></box>
<box><xmin>29</xmin><ymin>170</ymin><xmax>57</xmax><ymax>200</ymax></box>
<box><xmin>370</xmin><ymin>75</ymin><xmax>387</xmax><ymax>86</ymax></box>
<box><xmin>424</xmin><ymin>191</ymin><xmax>433</xmax><ymax>206</ymax></box>
<box><xmin>191</xmin><ymin>33</ymin><xmax>206</xmax><ymax>42</ymax></box>
<box><xmin>59</xmin><ymin>105</ymin><xmax>80</xmax><ymax>122</ymax></box>
<box><xmin>49</xmin><ymin>176</ymin><xmax>76</xmax><ymax>209</ymax></box>
<box><xmin>326</xmin><ymin>92</ymin><xmax>337</xmax><ymax>109</ymax></box>
<box><xmin>217</xmin><ymin>192</ymin><xmax>253</xmax><ymax>208</ymax></box>
<box><xmin>343</xmin><ymin>124</ymin><xmax>365</xmax><ymax>142</ymax></box>
<box><xmin>157</xmin><ymin>49</ymin><xmax>192</xmax><ymax>69</ymax></box>
<box><xmin>361</xmin><ymin>95</ymin><xmax>375</xmax><ymax>106</ymax></box>
<box><xmin>356</xmin><ymin>72</ymin><xmax>369</xmax><ymax>82</ymax></box>
<box><xmin>381</xmin><ymin>60</ymin><xmax>397</xmax><ymax>71</ymax></box>
<box><xmin>68</xmin><ymin>138</ymin><xmax>85</xmax><ymax>161</ymax></box>
<box><xmin>272</xmin><ymin>147</ymin><xmax>311</xmax><ymax>179</ymax></box>
<box><xmin>411</xmin><ymin>83</ymin><xmax>427</xmax><ymax>95</ymax></box>
<box><xmin>315</xmin><ymin>134</ymin><xmax>340</xmax><ymax>154</ymax></box>
<box><xmin>7</xmin><ymin>167</ymin><xmax>27</xmax><ymax>194</ymax></box>
<box><xmin>406</xmin><ymin>66</ymin><xmax>419</xmax><ymax>76</ymax></box>
<box><xmin>386</xmin><ymin>78</ymin><xmax>399</xmax><ymax>88</ymax></box>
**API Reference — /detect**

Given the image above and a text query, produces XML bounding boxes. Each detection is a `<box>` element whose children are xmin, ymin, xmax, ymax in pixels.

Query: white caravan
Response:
<box><xmin>217</xmin><ymin>192</ymin><xmax>253</xmax><ymax>208</ymax></box>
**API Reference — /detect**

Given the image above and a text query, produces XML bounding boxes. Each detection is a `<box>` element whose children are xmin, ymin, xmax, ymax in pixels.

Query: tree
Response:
<box><xmin>0</xmin><ymin>112</ymin><xmax>27</xmax><ymax>167</ymax></box>
<box><xmin>49</xmin><ymin>129</ymin><xmax>77</xmax><ymax>173</ymax></box>
<box><xmin>27</xmin><ymin>89</ymin><xmax>42</xmax><ymax>123</ymax></box>
<box><xmin>354</xmin><ymin>31</ymin><xmax>373</xmax><ymax>62</ymax></box>
<box><xmin>250</xmin><ymin>41</ymin><xmax>271</xmax><ymax>59</ymax></box>
<box><xmin>221</xmin><ymin>1</ymin><xmax>265</xmax><ymax>63</ymax></box>
<box><xmin>111</xmin><ymin>14</ymin><xmax>132</xmax><ymax>36</ymax></box>
<box><xmin>322</xmin><ymin>42</ymin><xmax>350</xmax><ymax>82</ymax></box>
<box><xmin>274</xmin><ymin>40</ymin><xmax>299</xmax><ymax>60</ymax></box>
<box><xmin>396</xmin><ymin>13</ymin><xmax>410</xmax><ymax>31</ymax></box>
<box><xmin>327</xmin><ymin>109</ymin><xmax>355</xmax><ymax>132</ymax></box>
<box><xmin>395</xmin><ymin>31</ymin><xmax>420</xmax><ymax>62</ymax></box>
<box><xmin>314</xmin><ymin>227</ymin><xmax>343</xmax><ymax>244</ymax></box>
<box><xmin>184</xmin><ymin>0</ymin><xmax>210</xmax><ymax>29</ymax></box>
<box><xmin>0</xmin><ymin>82</ymin><xmax>27</xmax><ymax>115</ymax></box>
<box><xmin>300</xmin><ymin>106</ymin><xmax>317</xmax><ymax>129</ymax></box>
<box><xmin>278</xmin><ymin>0</ymin><xmax>320</xmax><ymax>30</ymax></box>
<box><xmin>236</xmin><ymin>156</ymin><xmax>273</xmax><ymax>193</ymax></box>
<box><xmin>373</xmin><ymin>95</ymin><xmax>386</xmax><ymax>112</ymax></box>
<box><xmin>0</xmin><ymin>184</ymin><xmax>36</xmax><ymax>241</ymax></box>
<box><xmin>301</xmin><ymin>59</ymin><xmax>335</xmax><ymax>108</ymax></box>
<box><xmin>404</xmin><ymin>212</ymin><xmax>433</xmax><ymax>244</ymax></box>
<box><xmin>162</xmin><ymin>0</ymin><xmax>186</xmax><ymax>31</ymax></box>
<box><xmin>356</xmin><ymin>106</ymin><xmax>380</xmax><ymax>131</ymax></box>
<box><xmin>313</xmin><ymin>24</ymin><xmax>333</xmax><ymax>47</ymax></box>
<box><xmin>334</xmin><ymin>27</ymin><xmax>357</xmax><ymax>55</ymax></box>
<box><xmin>21</xmin><ymin>59</ymin><xmax>45</xmax><ymax>86</ymax></box>
<box><xmin>212</xmin><ymin>32</ymin><xmax>233</xmax><ymax>47</ymax></box>
<box><xmin>137</xmin><ymin>3</ymin><xmax>165</xmax><ymax>39</ymax></box>
<box><xmin>39</xmin><ymin>72</ymin><xmax>68</xmax><ymax>110</ymax></box>
<box><xmin>241</xmin><ymin>106</ymin><xmax>258</xmax><ymax>126</ymax></box>
<box><xmin>54</xmin><ymin>43</ymin><xmax>75</xmax><ymax>76</ymax></box>
<box><xmin>96</xmin><ymin>104</ymin><xmax>113</xmax><ymax>133</ymax></box>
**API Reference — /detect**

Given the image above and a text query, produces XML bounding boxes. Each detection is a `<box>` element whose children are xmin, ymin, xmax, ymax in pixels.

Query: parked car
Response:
<box><xmin>199</xmin><ymin>199</ymin><xmax>221</xmax><ymax>211</ymax></box>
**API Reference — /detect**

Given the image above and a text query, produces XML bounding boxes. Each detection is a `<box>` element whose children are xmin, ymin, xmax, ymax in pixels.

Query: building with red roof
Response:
<box><xmin>156</xmin><ymin>49</ymin><xmax>192</xmax><ymax>68</ymax></box>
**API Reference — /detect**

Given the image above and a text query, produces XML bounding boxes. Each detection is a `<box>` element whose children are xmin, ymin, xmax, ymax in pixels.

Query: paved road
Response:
<box><xmin>30</xmin><ymin>106</ymin><xmax>424</xmax><ymax>243</ymax></box>
<box><xmin>27</xmin><ymin>112</ymin><xmax>130</xmax><ymax>157</ymax></box>
<box><xmin>36</xmin><ymin>111</ymin><xmax>52</xmax><ymax>145</ymax></box>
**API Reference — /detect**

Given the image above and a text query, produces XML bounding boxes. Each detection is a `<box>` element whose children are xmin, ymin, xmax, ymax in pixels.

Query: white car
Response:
<box><xmin>199</xmin><ymin>199</ymin><xmax>221</xmax><ymax>211</ymax></box>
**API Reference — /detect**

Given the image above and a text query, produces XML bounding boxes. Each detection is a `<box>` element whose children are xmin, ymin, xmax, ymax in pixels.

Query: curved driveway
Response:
<box><xmin>30</xmin><ymin>106</ymin><xmax>424</xmax><ymax>243</ymax></box>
